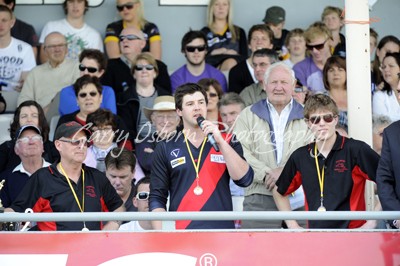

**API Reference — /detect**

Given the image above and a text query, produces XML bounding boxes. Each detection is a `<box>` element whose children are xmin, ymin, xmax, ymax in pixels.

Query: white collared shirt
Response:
<box><xmin>266</xmin><ymin>98</ymin><xmax>293</xmax><ymax>165</ymax></box>
<box><xmin>12</xmin><ymin>159</ymin><xmax>51</xmax><ymax>177</ymax></box>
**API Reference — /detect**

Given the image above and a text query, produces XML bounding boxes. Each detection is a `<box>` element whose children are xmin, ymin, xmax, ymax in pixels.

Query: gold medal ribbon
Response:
<box><xmin>314</xmin><ymin>145</ymin><xmax>325</xmax><ymax>208</ymax></box>
<box><xmin>59</xmin><ymin>163</ymin><xmax>85</xmax><ymax>213</ymax></box>
<box><xmin>184</xmin><ymin>132</ymin><xmax>207</xmax><ymax>187</ymax></box>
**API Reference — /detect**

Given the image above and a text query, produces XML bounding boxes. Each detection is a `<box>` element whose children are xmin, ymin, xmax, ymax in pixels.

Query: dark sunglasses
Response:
<box><xmin>136</xmin><ymin>191</ymin><xmax>150</xmax><ymax>200</ymax></box>
<box><xmin>135</xmin><ymin>64</ymin><xmax>155</xmax><ymax>71</ymax></box>
<box><xmin>208</xmin><ymin>92</ymin><xmax>218</xmax><ymax>98</ymax></box>
<box><xmin>119</xmin><ymin>34</ymin><xmax>142</xmax><ymax>42</ymax></box>
<box><xmin>186</xmin><ymin>45</ymin><xmax>206</xmax><ymax>53</ymax></box>
<box><xmin>116</xmin><ymin>3</ymin><xmax>135</xmax><ymax>12</ymax></box>
<box><xmin>306</xmin><ymin>39</ymin><xmax>328</xmax><ymax>51</ymax></box>
<box><xmin>79</xmin><ymin>64</ymin><xmax>98</xmax><ymax>73</ymax></box>
<box><xmin>59</xmin><ymin>139</ymin><xmax>88</xmax><ymax>147</ymax></box>
<box><xmin>78</xmin><ymin>91</ymin><xmax>98</xmax><ymax>98</ymax></box>
<box><xmin>308</xmin><ymin>114</ymin><xmax>336</xmax><ymax>124</ymax></box>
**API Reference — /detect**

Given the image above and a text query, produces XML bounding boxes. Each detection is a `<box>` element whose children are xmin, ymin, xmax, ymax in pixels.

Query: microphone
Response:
<box><xmin>196</xmin><ymin>116</ymin><xmax>220</xmax><ymax>152</ymax></box>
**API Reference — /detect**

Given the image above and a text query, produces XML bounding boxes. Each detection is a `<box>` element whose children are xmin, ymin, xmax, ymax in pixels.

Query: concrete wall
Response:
<box><xmin>14</xmin><ymin>0</ymin><xmax>400</xmax><ymax>71</ymax></box>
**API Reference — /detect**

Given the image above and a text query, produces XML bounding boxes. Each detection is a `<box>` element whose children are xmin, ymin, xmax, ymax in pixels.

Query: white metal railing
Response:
<box><xmin>1</xmin><ymin>211</ymin><xmax>399</xmax><ymax>223</ymax></box>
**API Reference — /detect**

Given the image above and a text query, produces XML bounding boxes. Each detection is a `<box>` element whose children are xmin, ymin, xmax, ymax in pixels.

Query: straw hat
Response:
<box><xmin>143</xmin><ymin>95</ymin><xmax>176</xmax><ymax>121</ymax></box>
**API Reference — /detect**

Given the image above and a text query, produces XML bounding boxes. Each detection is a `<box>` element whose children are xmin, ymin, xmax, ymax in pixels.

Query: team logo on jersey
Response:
<box><xmin>210</xmin><ymin>154</ymin><xmax>225</xmax><ymax>164</ymax></box>
<box><xmin>171</xmin><ymin>157</ymin><xmax>186</xmax><ymax>168</ymax></box>
<box><xmin>170</xmin><ymin>149</ymin><xmax>180</xmax><ymax>158</ymax></box>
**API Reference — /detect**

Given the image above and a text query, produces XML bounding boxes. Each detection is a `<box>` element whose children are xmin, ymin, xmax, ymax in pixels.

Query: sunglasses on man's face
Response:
<box><xmin>59</xmin><ymin>138</ymin><xmax>88</xmax><ymax>147</ymax></box>
<box><xmin>119</xmin><ymin>34</ymin><xmax>142</xmax><ymax>42</ymax></box>
<box><xmin>116</xmin><ymin>2</ymin><xmax>135</xmax><ymax>12</ymax></box>
<box><xmin>136</xmin><ymin>191</ymin><xmax>150</xmax><ymax>201</ymax></box>
<box><xmin>307</xmin><ymin>114</ymin><xmax>336</xmax><ymax>124</ymax></box>
<box><xmin>186</xmin><ymin>45</ymin><xmax>207</xmax><ymax>53</ymax></box>
<box><xmin>306</xmin><ymin>39</ymin><xmax>328</xmax><ymax>51</ymax></box>
<box><xmin>78</xmin><ymin>91</ymin><xmax>98</xmax><ymax>98</ymax></box>
<box><xmin>79</xmin><ymin>64</ymin><xmax>98</xmax><ymax>73</ymax></box>
<box><xmin>135</xmin><ymin>64</ymin><xmax>155</xmax><ymax>71</ymax></box>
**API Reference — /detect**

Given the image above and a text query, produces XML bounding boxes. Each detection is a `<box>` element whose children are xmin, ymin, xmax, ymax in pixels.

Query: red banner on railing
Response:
<box><xmin>0</xmin><ymin>231</ymin><xmax>399</xmax><ymax>265</ymax></box>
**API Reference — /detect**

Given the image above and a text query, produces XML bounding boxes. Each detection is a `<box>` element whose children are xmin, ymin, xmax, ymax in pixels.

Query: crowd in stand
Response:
<box><xmin>0</xmin><ymin>0</ymin><xmax>399</xmax><ymax>231</ymax></box>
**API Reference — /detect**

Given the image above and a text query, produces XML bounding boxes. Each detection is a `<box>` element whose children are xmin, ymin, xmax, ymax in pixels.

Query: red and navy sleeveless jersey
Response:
<box><xmin>150</xmin><ymin>133</ymin><xmax>253</xmax><ymax>229</ymax></box>
<box><xmin>10</xmin><ymin>164</ymin><xmax>123</xmax><ymax>231</ymax></box>
<box><xmin>277</xmin><ymin>134</ymin><xmax>380</xmax><ymax>229</ymax></box>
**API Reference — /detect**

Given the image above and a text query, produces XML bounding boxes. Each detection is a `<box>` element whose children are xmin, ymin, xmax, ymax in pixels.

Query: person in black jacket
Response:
<box><xmin>117</xmin><ymin>52</ymin><xmax>171</xmax><ymax>145</ymax></box>
<box><xmin>101</xmin><ymin>27</ymin><xmax>171</xmax><ymax>104</ymax></box>
<box><xmin>0</xmin><ymin>100</ymin><xmax>59</xmax><ymax>174</ymax></box>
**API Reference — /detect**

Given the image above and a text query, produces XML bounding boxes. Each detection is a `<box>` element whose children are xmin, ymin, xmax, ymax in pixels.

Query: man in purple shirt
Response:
<box><xmin>170</xmin><ymin>30</ymin><xmax>227</xmax><ymax>93</ymax></box>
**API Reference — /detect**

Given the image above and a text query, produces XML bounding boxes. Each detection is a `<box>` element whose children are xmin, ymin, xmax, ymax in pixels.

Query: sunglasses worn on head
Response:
<box><xmin>79</xmin><ymin>64</ymin><xmax>98</xmax><ymax>73</ymax></box>
<box><xmin>136</xmin><ymin>191</ymin><xmax>150</xmax><ymax>200</ymax></box>
<box><xmin>186</xmin><ymin>45</ymin><xmax>206</xmax><ymax>53</ymax></box>
<box><xmin>116</xmin><ymin>2</ymin><xmax>135</xmax><ymax>12</ymax></box>
<box><xmin>306</xmin><ymin>39</ymin><xmax>328</xmax><ymax>51</ymax></box>
<box><xmin>135</xmin><ymin>64</ymin><xmax>155</xmax><ymax>71</ymax></box>
<box><xmin>59</xmin><ymin>138</ymin><xmax>88</xmax><ymax>147</ymax></box>
<box><xmin>119</xmin><ymin>34</ymin><xmax>142</xmax><ymax>42</ymax></box>
<box><xmin>308</xmin><ymin>114</ymin><xmax>336</xmax><ymax>124</ymax></box>
<box><xmin>78</xmin><ymin>91</ymin><xmax>98</xmax><ymax>98</ymax></box>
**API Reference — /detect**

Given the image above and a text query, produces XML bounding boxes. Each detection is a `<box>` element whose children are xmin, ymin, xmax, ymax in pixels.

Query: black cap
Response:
<box><xmin>15</xmin><ymin>125</ymin><xmax>41</xmax><ymax>140</ymax></box>
<box><xmin>54</xmin><ymin>121</ymin><xmax>91</xmax><ymax>140</ymax></box>
<box><xmin>263</xmin><ymin>6</ymin><xmax>285</xmax><ymax>25</ymax></box>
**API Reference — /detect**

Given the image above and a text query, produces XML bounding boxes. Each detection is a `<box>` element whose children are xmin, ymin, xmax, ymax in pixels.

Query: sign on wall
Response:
<box><xmin>16</xmin><ymin>0</ymin><xmax>104</xmax><ymax>6</ymax></box>
<box><xmin>159</xmin><ymin>0</ymin><xmax>208</xmax><ymax>5</ymax></box>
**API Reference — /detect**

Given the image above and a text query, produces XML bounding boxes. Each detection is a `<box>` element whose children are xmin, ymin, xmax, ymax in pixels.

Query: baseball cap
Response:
<box><xmin>263</xmin><ymin>6</ymin><xmax>285</xmax><ymax>25</ymax></box>
<box><xmin>54</xmin><ymin>121</ymin><xmax>91</xmax><ymax>140</ymax></box>
<box><xmin>143</xmin><ymin>96</ymin><xmax>176</xmax><ymax>121</ymax></box>
<box><xmin>15</xmin><ymin>125</ymin><xmax>41</xmax><ymax>140</ymax></box>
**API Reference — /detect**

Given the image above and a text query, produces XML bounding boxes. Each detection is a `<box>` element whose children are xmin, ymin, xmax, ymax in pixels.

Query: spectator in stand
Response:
<box><xmin>228</xmin><ymin>24</ymin><xmax>274</xmax><ymax>94</ymax></box>
<box><xmin>377</xmin><ymin>111</ymin><xmax>400</xmax><ymax>229</ymax></box>
<box><xmin>58</xmin><ymin>49</ymin><xmax>116</xmax><ymax>116</ymax></box>
<box><xmin>105</xmin><ymin>147</ymin><xmax>143</xmax><ymax>212</ymax></box>
<box><xmin>0</xmin><ymin>125</ymin><xmax>50</xmax><ymax>208</ymax></box>
<box><xmin>372</xmin><ymin>115</ymin><xmax>391</xmax><ymax>155</ymax></box>
<box><xmin>56</xmin><ymin>75</ymin><xmax>132</xmax><ymax>150</ymax></box>
<box><xmin>5</xmin><ymin>121</ymin><xmax>124</xmax><ymax>231</ymax></box>
<box><xmin>293</xmin><ymin>22</ymin><xmax>333</xmax><ymax>94</ymax></box>
<box><xmin>321</xmin><ymin>6</ymin><xmax>346</xmax><ymax>58</ymax></box>
<box><xmin>105</xmin><ymin>0</ymin><xmax>161</xmax><ymax>60</ymax></box>
<box><xmin>369</xmin><ymin>28</ymin><xmax>379</xmax><ymax>63</ymax></box>
<box><xmin>0</xmin><ymin>5</ymin><xmax>36</xmax><ymax>92</ymax></box>
<box><xmin>18</xmin><ymin>32</ymin><xmax>80</xmax><ymax>114</ymax></box>
<box><xmin>198</xmin><ymin>78</ymin><xmax>224</xmax><ymax>127</ymax></box>
<box><xmin>282</xmin><ymin>28</ymin><xmax>307</xmax><ymax>68</ymax></box>
<box><xmin>135</xmin><ymin>96</ymin><xmax>180</xmax><ymax>175</ymax></box>
<box><xmin>171</xmin><ymin>30</ymin><xmax>227</xmax><ymax>93</ymax></box>
<box><xmin>273</xmin><ymin>94</ymin><xmax>380</xmax><ymax>229</ymax></box>
<box><xmin>119</xmin><ymin>176</ymin><xmax>153</xmax><ymax>231</ymax></box>
<box><xmin>0</xmin><ymin>93</ymin><xmax>5</xmax><ymax>113</ymax></box>
<box><xmin>117</xmin><ymin>52</ymin><xmax>170</xmax><ymax>142</ymax></box>
<box><xmin>219</xmin><ymin>92</ymin><xmax>245</xmax><ymax>134</ymax></box>
<box><xmin>218</xmin><ymin>92</ymin><xmax>245</xmax><ymax>197</ymax></box>
<box><xmin>201</xmin><ymin>0</ymin><xmax>247</xmax><ymax>72</ymax></box>
<box><xmin>234</xmin><ymin>63</ymin><xmax>311</xmax><ymax>229</ymax></box>
<box><xmin>372</xmin><ymin>52</ymin><xmax>400</xmax><ymax>122</ymax></box>
<box><xmin>84</xmin><ymin>109</ymin><xmax>138</xmax><ymax>173</ymax></box>
<box><xmin>0</xmin><ymin>0</ymin><xmax>39</xmax><ymax>60</ymax></box>
<box><xmin>262</xmin><ymin>6</ymin><xmax>289</xmax><ymax>56</ymax></box>
<box><xmin>323</xmin><ymin>56</ymin><xmax>348</xmax><ymax>131</ymax></box>
<box><xmin>39</xmin><ymin>0</ymin><xmax>103</xmax><ymax>63</ymax></box>
<box><xmin>240</xmin><ymin>48</ymin><xmax>278</xmax><ymax>107</ymax></box>
<box><xmin>101</xmin><ymin>27</ymin><xmax>171</xmax><ymax>103</ymax></box>
<box><xmin>0</xmin><ymin>100</ymin><xmax>59</xmax><ymax>173</ymax></box>
<box><xmin>371</xmin><ymin>35</ymin><xmax>400</xmax><ymax>90</ymax></box>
